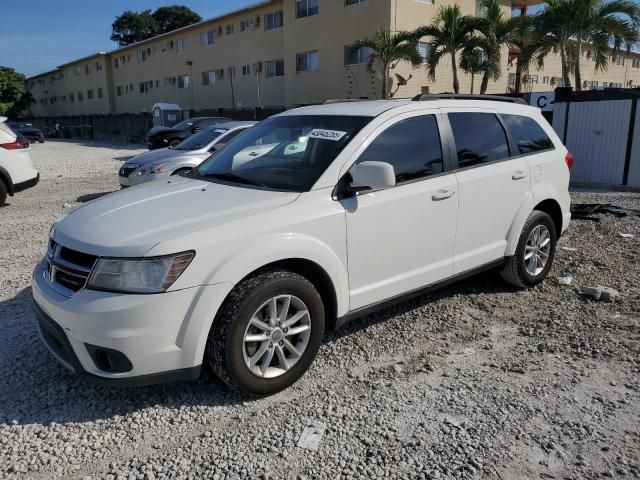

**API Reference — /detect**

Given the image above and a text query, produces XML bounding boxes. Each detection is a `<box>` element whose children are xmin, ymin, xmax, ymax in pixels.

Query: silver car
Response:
<box><xmin>119</xmin><ymin>121</ymin><xmax>256</xmax><ymax>187</ymax></box>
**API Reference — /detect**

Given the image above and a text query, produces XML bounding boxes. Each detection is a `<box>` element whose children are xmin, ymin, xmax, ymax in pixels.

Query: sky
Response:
<box><xmin>0</xmin><ymin>0</ymin><xmax>258</xmax><ymax>77</ymax></box>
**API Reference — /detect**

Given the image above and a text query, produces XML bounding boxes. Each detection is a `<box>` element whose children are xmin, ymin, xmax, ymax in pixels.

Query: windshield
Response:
<box><xmin>171</xmin><ymin>119</ymin><xmax>194</xmax><ymax>130</ymax></box>
<box><xmin>174</xmin><ymin>127</ymin><xmax>227</xmax><ymax>150</ymax></box>
<box><xmin>193</xmin><ymin>115</ymin><xmax>371</xmax><ymax>192</ymax></box>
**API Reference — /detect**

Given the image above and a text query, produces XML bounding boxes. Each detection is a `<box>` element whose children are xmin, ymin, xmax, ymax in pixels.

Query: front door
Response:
<box><xmin>342</xmin><ymin>113</ymin><xmax>459</xmax><ymax>310</ymax></box>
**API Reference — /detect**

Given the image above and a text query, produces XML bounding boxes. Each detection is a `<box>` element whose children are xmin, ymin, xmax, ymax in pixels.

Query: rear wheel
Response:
<box><xmin>206</xmin><ymin>269</ymin><xmax>325</xmax><ymax>395</ymax></box>
<box><xmin>0</xmin><ymin>179</ymin><xmax>7</xmax><ymax>206</ymax></box>
<box><xmin>501</xmin><ymin>210</ymin><xmax>557</xmax><ymax>288</ymax></box>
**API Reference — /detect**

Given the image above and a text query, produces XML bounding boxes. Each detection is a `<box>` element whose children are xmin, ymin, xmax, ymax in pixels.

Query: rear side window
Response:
<box><xmin>502</xmin><ymin>114</ymin><xmax>554</xmax><ymax>154</ymax></box>
<box><xmin>448</xmin><ymin>112</ymin><xmax>509</xmax><ymax>168</ymax></box>
<box><xmin>357</xmin><ymin>115</ymin><xmax>443</xmax><ymax>183</ymax></box>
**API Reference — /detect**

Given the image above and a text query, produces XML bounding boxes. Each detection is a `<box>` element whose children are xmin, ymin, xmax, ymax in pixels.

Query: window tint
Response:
<box><xmin>502</xmin><ymin>114</ymin><xmax>554</xmax><ymax>154</ymax></box>
<box><xmin>449</xmin><ymin>112</ymin><xmax>509</xmax><ymax>168</ymax></box>
<box><xmin>357</xmin><ymin>115</ymin><xmax>444</xmax><ymax>183</ymax></box>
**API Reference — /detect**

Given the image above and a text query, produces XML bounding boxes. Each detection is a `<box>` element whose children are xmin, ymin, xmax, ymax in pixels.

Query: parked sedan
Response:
<box><xmin>121</xmin><ymin>121</ymin><xmax>255</xmax><ymax>187</ymax></box>
<box><xmin>8</xmin><ymin>122</ymin><xmax>45</xmax><ymax>143</ymax></box>
<box><xmin>145</xmin><ymin>117</ymin><xmax>232</xmax><ymax>150</ymax></box>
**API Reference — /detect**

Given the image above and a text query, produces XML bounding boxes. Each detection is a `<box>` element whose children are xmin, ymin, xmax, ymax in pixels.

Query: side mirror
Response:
<box><xmin>350</xmin><ymin>161</ymin><xmax>396</xmax><ymax>191</ymax></box>
<box><xmin>211</xmin><ymin>142</ymin><xmax>226</xmax><ymax>152</ymax></box>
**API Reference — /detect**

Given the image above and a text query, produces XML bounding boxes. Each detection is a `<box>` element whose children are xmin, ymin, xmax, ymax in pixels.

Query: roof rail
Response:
<box><xmin>412</xmin><ymin>94</ymin><xmax>527</xmax><ymax>105</ymax></box>
<box><xmin>322</xmin><ymin>98</ymin><xmax>369</xmax><ymax>104</ymax></box>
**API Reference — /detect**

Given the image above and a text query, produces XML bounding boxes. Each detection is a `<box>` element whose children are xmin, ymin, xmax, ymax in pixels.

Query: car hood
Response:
<box><xmin>124</xmin><ymin>148</ymin><xmax>185</xmax><ymax>167</ymax></box>
<box><xmin>52</xmin><ymin>177</ymin><xmax>299</xmax><ymax>257</ymax></box>
<box><xmin>147</xmin><ymin>126</ymin><xmax>177</xmax><ymax>137</ymax></box>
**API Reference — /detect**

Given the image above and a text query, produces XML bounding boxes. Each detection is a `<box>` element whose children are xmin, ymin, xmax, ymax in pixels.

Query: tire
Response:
<box><xmin>168</xmin><ymin>139</ymin><xmax>182</xmax><ymax>148</ymax></box>
<box><xmin>501</xmin><ymin>210</ymin><xmax>557</xmax><ymax>288</ymax></box>
<box><xmin>39</xmin><ymin>139</ymin><xmax>45</xmax><ymax>143</ymax></box>
<box><xmin>0</xmin><ymin>179</ymin><xmax>7</xmax><ymax>206</ymax></box>
<box><xmin>206</xmin><ymin>269</ymin><xmax>325</xmax><ymax>395</ymax></box>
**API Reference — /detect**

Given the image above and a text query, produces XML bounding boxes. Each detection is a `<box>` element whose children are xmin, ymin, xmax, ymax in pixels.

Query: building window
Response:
<box><xmin>201</xmin><ymin>30</ymin><xmax>215</xmax><ymax>46</ymax></box>
<box><xmin>203</xmin><ymin>70</ymin><xmax>216</xmax><ymax>86</ymax></box>
<box><xmin>616</xmin><ymin>55</ymin><xmax>625</xmax><ymax>65</ymax></box>
<box><xmin>265</xmin><ymin>59</ymin><xmax>285</xmax><ymax>77</ymax></box>
<box><xmin>176</xmin><ymin>39</ymin><xmax>188</xmax><ymax>52</ymax></box>
<box><xmin>178</xmin><ymin>74</ymin><xmax>191</xmax><ymax>89</ymax></box>
<box><xmin>77</xmin><ymin>91</ymin><xmax>84</xmax><ymax>101</ymax></box>
<box><xmin>137</xmin><ymin>49</ymin><xmax>147</xmax><ymax>62</ymax></box>
<box><xmin>228</xmin><ymin>66</ymin><xmax>236</xmax><ymax>78</ymax></box>
<box><xmin>240</xmin><ymin>19</ymin><xmax>250</xmax><ymax>31</ymax></box>
<box><xmin>542</xmin><ymin>76</ymin><xmax>549</xmax><ymax>85</ymax></box>
<box><xmin>116</xmin><ymin>86</ymin><xmax>123</xmax><ymax>97</ymax></box>
<box><xmin>296</xmin><ymin>51</ymin><xmax>320</xmax><ymax>72</ymax></box>
<box><xmin>139</xmin><ymin>81</ymin><xmax>152</xmax><ymax>94</ymax></box>
<box><xmin>226</xmin><ymin>24</ymin><xmax>235</xmax><ymax>35</ymax></box>
<box><xmin>74</xmin><ymin>67</ymin><xmax>81</xmax><ymax>76</ymax></box>
<box><xmin>297</xmin><ymin>0</ymin><xmax>319</xmax><ymax>18</ymax></box>
<box><xmin>84</xmin><ymin>64</ymin><xmax>90</xmax><ymax>74</ymax></box>
<box><xmin>346</xmin><ymin>0</ymin><xmax>367</xmax><ymax>5</ymax></box>
<box><xmin>417</xmin><ymin>42</ymin><xmax>429</xmax><ymax>63</ymax></box>
<box><xmin>345</xmin><ymin>46</ymin><xmax>373</xmax><ymax>65</ymax></box>
<box><xmin>632</xmin><ymin>59</ymin><xmax>640</xmax><ymax>68</ymax></box>
<box><xmin>265</xmin><ymin>11</ymin><xmax>283</xmax><ymax>30</ymax></box>
<box><xmin>242</xmin><ymin>64</ymin><xmax>251</xmax><ymax>75</ymax></box>
<box><xmin>96</xmin><ymin>62</ymin><xmax>103</xmax><ymax>71</ymax></box>
<box><xmin>87</xmin><ymin>89</ymin><xmax>94</xmax><ymax>100</ymax></box>
<box><xmin>98</xmin><ymin>88</ymin><xmax>104</xmax><ymax>98</ymax></box>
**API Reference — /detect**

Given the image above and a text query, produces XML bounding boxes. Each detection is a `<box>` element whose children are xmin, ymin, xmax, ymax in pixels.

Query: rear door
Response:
<box><xmin>343</xmin><ymin>111</ymin><xmax>459</xmax><ymax>310</ymax></box>
<box><xmin>441</xmin><ymin>108</ymin><xmax>531</xmax><ymax>274</ymax></box>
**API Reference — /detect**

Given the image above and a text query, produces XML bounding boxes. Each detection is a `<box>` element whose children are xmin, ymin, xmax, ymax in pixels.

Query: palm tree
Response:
<box><xmin>535</xmin><ymin>0</ymin><xmax>577</xmax><ymax>88</ymax></box>
<box><xmin>569</xmin><ymin>0</ymin><xmax>640</xmax><ymax>90</ymax></box>
<box><xmin>471</xmin><ymin>0</ymin><xmax>519</xmax><ymax>94</ymax></box>
<box><xmin>459</xmin><ymin>47</ymin><xmax>485</xmax><ymax>93</ymax></box>
<box><xmin>351</xmin><ymin>30</ymin><xmax>423</xmax><ymax>99</ymax></box>
<box><xmin>508</xmin><ymin>14</ymin><xmax>543</xmax><ymax>94</ymax></box>
<box><xmin>414</xmin><ymin>5</ymin><xmax>476</xmax><ymax>93</ymax></box>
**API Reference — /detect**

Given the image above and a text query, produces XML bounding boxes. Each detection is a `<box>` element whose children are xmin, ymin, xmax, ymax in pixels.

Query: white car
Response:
<box><xmin>0</xmin><ymin>116</ymin><xmax>40</xmax><ymax>206</ymax></box>
<box><xmin>32</xmin><ymin>96</ymin><xmax>571</xmax><ymax>394</ymax></box>
<box><xmin>119</xmin><ymin>122</ymin><xmax>256</xmax><ymax>187</ymax></box>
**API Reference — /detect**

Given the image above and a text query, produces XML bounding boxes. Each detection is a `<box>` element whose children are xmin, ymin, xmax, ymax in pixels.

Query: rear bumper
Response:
<box><xmin>14</xmin><ymin>172</ymin><xmax>40</xmax><ymax>194</ymax></box>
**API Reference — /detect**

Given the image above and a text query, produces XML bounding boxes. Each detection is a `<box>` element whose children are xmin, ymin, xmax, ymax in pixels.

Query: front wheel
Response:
<box><xmin>0</xmin><ymin>179</ymin><xmax>7</xmax><ymax>206</ymax></box>
<box><xmin>501</xmin><ymin>210</ymin><xmax>557</xmax><ymax>288</ymax></box>
<box><xmin>206</xmin><ymin>270</ymin><xmax>325</xmax><ymax>395</ymax></box>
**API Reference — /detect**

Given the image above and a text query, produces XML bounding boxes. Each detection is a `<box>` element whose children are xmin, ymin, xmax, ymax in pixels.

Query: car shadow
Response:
<box><xmin>0</xmin><ymin>288</ymin><xmax>245</xmax><ymax>427</ymax></box>
<box><xmin>76</xmin><ymin>192</ymin><xmax>114</xmax><ymax>203</ymax></box>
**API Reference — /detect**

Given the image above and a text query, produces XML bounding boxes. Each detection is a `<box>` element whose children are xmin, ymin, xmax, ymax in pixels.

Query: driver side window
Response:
<box><xmin>356</xmin><ymin>115</ymin><xmax>444</xmax><ymax>184</ymax></box>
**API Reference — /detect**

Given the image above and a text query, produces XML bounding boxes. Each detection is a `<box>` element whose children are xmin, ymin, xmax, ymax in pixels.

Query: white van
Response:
<box><xmin>32</xmin><ymin>96</ymin><xmax>571</xmax><ymax>394</ymax></box>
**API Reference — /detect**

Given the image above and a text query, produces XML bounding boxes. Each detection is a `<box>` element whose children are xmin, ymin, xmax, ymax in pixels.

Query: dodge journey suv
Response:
<box><xmin>32</xmin><ymin>96</ymin><xmax>571</xmax><ymax>395</ymax></box>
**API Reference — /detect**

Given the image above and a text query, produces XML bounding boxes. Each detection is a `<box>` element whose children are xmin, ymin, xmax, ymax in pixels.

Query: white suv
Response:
<box><xmin>32</xmin><ymin>97</ymin><xmax>571</xmax><ymax>394</ymax></box>
<box><xmin>0</xmin><ymin>116</ymin><xmax>40</xmax><ymax>206</ymax></box>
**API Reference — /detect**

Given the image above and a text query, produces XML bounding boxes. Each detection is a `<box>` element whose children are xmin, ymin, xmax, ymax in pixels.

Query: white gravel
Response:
<box><xmin>0</xmin><ymin>139</ymin><xmax>639</xmax><ymax>480</ymax></box>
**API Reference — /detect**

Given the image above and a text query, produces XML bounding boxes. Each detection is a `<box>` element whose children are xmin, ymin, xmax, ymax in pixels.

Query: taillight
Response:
<box><xmin>565</xmin><ymin>152</ymin><xmax>574</xmax><ymax>170</ymax></box>
<box><xmin>0</xmin><ymin>138</ymin><xmax>29</xmax><ymax>150</ymax></box>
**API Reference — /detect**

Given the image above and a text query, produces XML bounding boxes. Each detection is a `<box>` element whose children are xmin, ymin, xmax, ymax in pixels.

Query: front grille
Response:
<box><xmin>45</xmin><ymin>239</ymin><xmax>97</xmax><ymax>296</ymax></box>
<box><xmin>119</xmin><ymin>165</ymin><xmax>137</xmax><ymax>177</ymax></box>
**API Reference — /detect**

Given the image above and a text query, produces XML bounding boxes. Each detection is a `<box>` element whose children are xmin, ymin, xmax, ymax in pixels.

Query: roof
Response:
<box><xmin>57</xmin><ymin>52</ymin><xmax>108</xmax><ymax>69</ymax></box>
<box><xmin>211</xmin><ymin>121</ymin><xmax>257</xmax><ymax>129</ymax></box>
<box><xmin>278</xmin><ymin>100</ymin><xmax>413</xmax><ymax>117</ymax></box>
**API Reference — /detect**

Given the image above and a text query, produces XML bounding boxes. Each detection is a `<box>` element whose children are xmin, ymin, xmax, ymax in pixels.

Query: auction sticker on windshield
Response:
<box><xmin>308</xmin><ymin>129</ymin><xmax>347</xmax><ymax>141</ymax></box>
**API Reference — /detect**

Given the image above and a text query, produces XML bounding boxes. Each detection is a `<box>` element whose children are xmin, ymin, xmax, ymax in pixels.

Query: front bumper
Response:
<box><xmin>119</xmin><ymin>172</ymin><xmax>160</xmax><ymax>187</ymax></box>
<box><xmin>32</xmin><ymin>259</ymin><xmax>233</xmax><ymax>386</ymax></box>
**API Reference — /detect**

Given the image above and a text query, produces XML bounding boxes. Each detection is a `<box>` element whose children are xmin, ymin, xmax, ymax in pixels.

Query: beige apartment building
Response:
<box><xmin>25</xmin><ymin>0</ymin><xmax>640</xmax><ymax>118</ymax></box>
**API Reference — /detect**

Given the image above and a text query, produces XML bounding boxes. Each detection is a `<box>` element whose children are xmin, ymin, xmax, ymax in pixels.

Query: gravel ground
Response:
<box><xmin>0</xmin><ymin>139</ymin><xmax>639</xmax><ymax>480</ymax></box>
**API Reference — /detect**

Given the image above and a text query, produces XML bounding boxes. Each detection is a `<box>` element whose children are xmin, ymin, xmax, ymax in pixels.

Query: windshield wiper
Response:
<box><xmin>199</xmin><ymin>172</ymin><xmax>265</xmax><ymax>187</ymax></box>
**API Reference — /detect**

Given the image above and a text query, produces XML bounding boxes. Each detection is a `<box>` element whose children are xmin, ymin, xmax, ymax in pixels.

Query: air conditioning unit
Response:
<box><xmin>253</xmin><ymin>62</ymin><xmax>263</xmax><ymax>72</ymax></box>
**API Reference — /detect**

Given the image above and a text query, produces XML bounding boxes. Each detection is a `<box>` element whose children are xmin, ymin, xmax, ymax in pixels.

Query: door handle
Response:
<box><xmin>431</xmin><ymin>189</ymin><xmax>455</xmax><ymax>201</ymax></box>
<box><xmin>512</xmin><ymin>170</ymin><xmax>527</xmax><ymax>180</ymax></box>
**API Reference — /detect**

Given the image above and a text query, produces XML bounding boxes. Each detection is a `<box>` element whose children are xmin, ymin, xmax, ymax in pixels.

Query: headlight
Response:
<box><xmin>87</xmin><ymin>251</ymin><xmax>194</xmax><ymax>294</ymax></box>
<box><xmin>136</xmin><ymin>163</ymin><xmax>168</xmax><ymax>175</ymax></box>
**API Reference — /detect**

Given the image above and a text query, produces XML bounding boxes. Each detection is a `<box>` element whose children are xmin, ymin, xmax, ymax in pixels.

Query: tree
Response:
<box><xmin>569</xmin><ymin>0</ymin><xmax>640</xmax><ymax>90</ymax></box>
<box><xmin>351</xmin><ymin>30</ymin><xmax>423</xmax><ymax>99</ymax></box>
<box><xmin>471</xmin><ymin>0</ymin><xmax>519</xmax><ymax>94</ymax></box>
<box><xmin>459</xmin><ymin>48</ymin><xmax>484</xmax><ymax>93</ymax></box>
<box><xmin>535</xmin><ymin>0</ymin><xmax>577</xmax><ymax>88</ymax></box>
<box><xmin>508</xmin><ymin>14</ymin><xmax>542</xmax><ymax>94</ymax></box>
<box><xmin>0</xmin><ymin>67</ymin><xmax>29</xmax><ymax>115</ymax></box>
<box><xmin>152</xmin><ymin>5</ymin><xmax>202</xmax><ymax>34</ymax></box>
<box><xmin>111</xmin><ymin>5</ymin><xmax>202</xmax><ymax>46</ymax></box>
<box><xmin>415</xmin><ymin>5</ymin><xmax>477</xmax><ymax>93</ymax></box>
<box><xmin>111</xmin><ymin>10</ymin><xmax>156</xmax><ymax>46</ymax></box>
